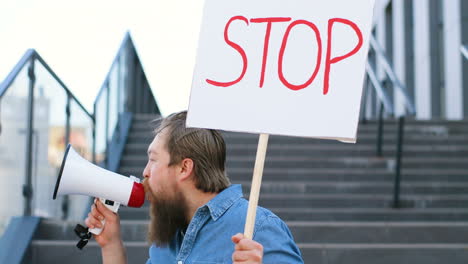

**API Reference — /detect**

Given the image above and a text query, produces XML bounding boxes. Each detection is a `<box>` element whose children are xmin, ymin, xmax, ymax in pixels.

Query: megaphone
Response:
<box><xmin>53</xmin><ymin>144</ymin><xmax>145</xmax><ymax>245</ymax></box>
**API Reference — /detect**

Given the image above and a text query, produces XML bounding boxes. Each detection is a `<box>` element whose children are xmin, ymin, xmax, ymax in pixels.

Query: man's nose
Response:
<box><xmin>142</xmin><ymin>163</ymin><xmax>149</xmax><ymax>179</ymax></box>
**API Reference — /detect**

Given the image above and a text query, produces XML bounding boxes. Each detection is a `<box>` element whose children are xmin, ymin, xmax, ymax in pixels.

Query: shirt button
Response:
<box><xmin>178</xmin><ymin>261</ymin><xmax>182</xmax><ymax>264</ymax></box>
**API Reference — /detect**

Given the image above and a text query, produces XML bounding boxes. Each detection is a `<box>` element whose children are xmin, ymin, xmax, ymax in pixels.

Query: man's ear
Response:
<box><xmin>178</xmin><ymin>158</ymin><xmax>194</xmax><ymax>182</ymax></box>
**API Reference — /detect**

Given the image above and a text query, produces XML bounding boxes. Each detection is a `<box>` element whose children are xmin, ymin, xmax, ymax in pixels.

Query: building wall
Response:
<box><xmin>462</xmin><ymin>0</ymin><xmax>468</xmax><ymax>117</ymax></box>
<box><xmin>369</xmin><ymin>0</ymin><xmax>466</xmax><ymax>120</ymax></box>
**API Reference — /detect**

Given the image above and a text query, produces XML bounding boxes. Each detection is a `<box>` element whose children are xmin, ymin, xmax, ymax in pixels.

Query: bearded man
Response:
<box><xmin>85</xmin><ymin>111</ymin><xmax>303</xmax><ymax>263</ymax></box>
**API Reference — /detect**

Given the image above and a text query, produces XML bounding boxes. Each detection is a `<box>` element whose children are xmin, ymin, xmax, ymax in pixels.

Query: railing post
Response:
<box><xmin>0</xmin><ymin>102</ymin><xmax>2</xmax><ymax>136</ymax></box>
<box><xmin>393</xmin><ymin>116</ymin><xmax>405</xmax><ymax>208</ymax></box>
<box><xmin>92</xmin><ymin>110</ymin><xmax>96</xmax><ymax>164</ymax></box>
<box><xmin>361</xmin><ymin>76</ymin><xmax>369</xmax><ymax>124</ymax></box>
<box><xmin>376</xmin><ymin>102</ymin><xmax>384</xmax><ymax>157</ymax></box>
<box><xmin>23</xmin><ymin>56</ymin><xmax>36</xmax><ymax>216</ymax></box>
<box><xmin>65</xmin><ymin>95</ymin><xmax>71</xmax><ymax>144</ymax></box>
<box><xmin>61</xmin><ymin>93</ymin><xmax>71</xmax><ymax>219</ymax></box>
<box><xmin>105</xmin><ymin>81</ymin><xmax>110</xmax><ymax>169</ymax></box>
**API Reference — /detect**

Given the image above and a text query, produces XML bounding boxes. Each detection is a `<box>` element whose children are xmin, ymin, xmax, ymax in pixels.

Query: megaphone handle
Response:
<box><xmin>89</xmin><ymin>198</ymin><xmax>120</xmax><ymax>235</ymax></box>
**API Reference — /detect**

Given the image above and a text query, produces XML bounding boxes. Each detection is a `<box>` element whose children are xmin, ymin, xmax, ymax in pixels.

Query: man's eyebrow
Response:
<box><xmin>147</xmin><ymin>150</ymin><xmax>157</xmax><ymax>156</ymax></box>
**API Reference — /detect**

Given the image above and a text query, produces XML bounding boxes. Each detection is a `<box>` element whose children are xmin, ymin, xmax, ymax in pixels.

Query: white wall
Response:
<box><xmin>392</xmin><ymin>0</ymin><xmax>407</xmax><ymax>117</ymax></box>
<box><xmin>413</xmin><ymin>0</ymin><xmax>432</xmax><ymax>119</ymax></box>
<box><xmin>443</xmin><ymin>0</ymin><xmax>463</xmax><ymax>120</ymax></box>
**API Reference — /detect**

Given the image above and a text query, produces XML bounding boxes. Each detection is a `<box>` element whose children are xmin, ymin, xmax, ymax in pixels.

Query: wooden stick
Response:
<box><xmin>244</xmin><ymin>133</ymin><xmax>269</xmax><ymax>239</ymax></box>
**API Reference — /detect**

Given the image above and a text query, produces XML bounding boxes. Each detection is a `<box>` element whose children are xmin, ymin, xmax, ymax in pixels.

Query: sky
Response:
<box><xmin>0</xmin><ymin>0</ymin><xmax>205</xmax><ymax>116</ymax></box>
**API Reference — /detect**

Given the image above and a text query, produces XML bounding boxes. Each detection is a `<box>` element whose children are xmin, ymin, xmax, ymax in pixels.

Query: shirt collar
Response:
<box><xmin>205</xmin><ymin>184</ymin><xmax>243</xmax><ymax>221</ymax></box>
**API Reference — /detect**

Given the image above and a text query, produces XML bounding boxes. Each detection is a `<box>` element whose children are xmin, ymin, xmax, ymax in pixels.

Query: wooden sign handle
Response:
<box><xmin>244</xmin><ymin>133</ymin><xmax>269</xmax><ymax>239</ymax></box>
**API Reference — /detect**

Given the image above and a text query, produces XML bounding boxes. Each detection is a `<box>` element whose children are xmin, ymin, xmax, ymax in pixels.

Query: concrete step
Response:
<box><xmin>30</xmin><ymin>235</ymin><xmax>468</xmax><ymax>263</ymax></box>
<box><xmin>119</xmin><ymin>154</ymin><xmax>468</xmax><ymax>170</ymax></box>
<box><xmin>360</xmin><ymin>119</ymin><xmax>468</xmax><ymax>126</ymax></box>
<box><xmin>119</xmin><ymin>207</ymin><xmax>468</xmax><ymax>221</ymax></box>
<box><xmin>30</xmin><ymin>241</ymin><xmax>468</xmax><ymax>264</ymax></box>
<box><xmin>227</xmin><ymin>168</ymin><xmax>468</xmax><ymax>182</ymax></box>
<box><xmin>119</xmin><ymin>166</ymin><xmax>468</xmax><ymax>182</ymax></box>
<box><xmin>298</xmin><ymin>243</ymin><xmax>468</xmax><ymax>264</ymax></box>
<box><xmin>125</xmin><ymin>131</ymin><xmax>468</xmax><ymax>145</ymax></box>
<box><xmin>127</xmin><ymin>141</ymin><xmax>468</xmax><ymax>151</ymax></box>
<box><xmin>289</xmin><ymin>222</ymin><xmax>468</xmax><ymax>243</ymax></box>
<box><xmin>28</xmin><ymin>240</ymin><xmax>148</xmax><ymax>264</ymax></box>
<box><xmin>127</xmin><ymin>128</ymin><xmax>468</xmax><ymax>144</ymax></box>
<box><xmin>34</xmin><ymin>220</ymin><xmax>149</xmax><ymax>242</ymax></box>
<box><xmin>118</xmin><ymin>194</ymin><xmax>468</xmax><ymax>212</ymax></box>
<box><xmin>223</xmin><ymin>145</ymin><xmax>468</xmax><ymax>158</ymax></box>
<box><xmin>128</xmin><ymin>129</ymin><xmax>468</xmax><ymax>146</ymax></box>
<box><xmin>36</xmin><ymin>220</ymin><xmax>468</xmax><ymax>244</ymax></box>
<box><xmin>271</xmin><ymin>208</ymin><xmax>468</xmax><ymax>222</ymax></box>
<box><xmin>132</xmin><ymin>113</ymin><xmax>161</xmax><ymax>121</ymax></box>
<box><xmin>250</xmin><ymin>194</ymin><xmax>468</xmax><ymax>208</ymax></box>
<box><xmin>233</xmin><ymin>181</ymin><xmax>468</xmax><ymax>195</ymax></box>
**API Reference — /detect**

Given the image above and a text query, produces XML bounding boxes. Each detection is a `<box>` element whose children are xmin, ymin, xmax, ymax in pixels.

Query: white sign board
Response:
<box><xmin>187</xmin><ymin>0</ymin><xmax>375</xmax><ymax>142</ymax></box>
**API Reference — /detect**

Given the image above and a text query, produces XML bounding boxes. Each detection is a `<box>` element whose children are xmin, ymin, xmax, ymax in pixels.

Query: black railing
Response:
<box><xmin>365</xmin><ymin>35</ymin><xmax>416</xmax><ymax>208</ymax></box>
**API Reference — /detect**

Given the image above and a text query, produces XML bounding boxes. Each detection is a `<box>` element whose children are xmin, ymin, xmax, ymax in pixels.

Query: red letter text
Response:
<box><xmin>278</xmin><ymin>20</ymin><xmax>322</xmax><ymax>91</ymax></box>
<box><xmin>324</xmin><ymin>18</ymin><xmax>363</xmax><ymax>95</ymax></box>
<box><xmin>206</xmin><ymin>16</ymin><xmax>249</xmax><ymax>87</ymax></box>
<box><xmin>250</xmin><ymin>17</ymin><xmax>292</xmax><ymax>88</ymax></box>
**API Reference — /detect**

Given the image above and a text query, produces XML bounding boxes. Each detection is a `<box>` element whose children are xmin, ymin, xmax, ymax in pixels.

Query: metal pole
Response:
<box><xmin>361</xmin><ymin>76</ymin><xmax>369</xmax><ymax>124</ymax></box>
<box><xmin>105</xmin><ymin>82</ymin><xmax>110</xmax><ymax>169</ymax></box>
<box><xmin>65</xmin><ymin>93</ymin><xmax>71</xmax><ymax>148</ymax></box>
<box><xmin>62</xmin><ymin>93</ymin><xmax>71</xmax><ymax>219</ymax></box>
<box><xmin>0</xmin><ymin>102</ymin><xmax>2</xmax><ymax>136</ymax></box>
<box><xmin>92</xmin><ymin>108</ymin><xmax>96</xmax><ymax>164</ymax></box>
<box><xmin>393</xmin><ymin>116</ymin><xmax>405</xmax><ymax>208</ymax></box>
<box><xmin>376</xmin><ymin>102</ymin><xmax>384</xmax><ymax>157</ymax></box>
<box><xmin>23</xmin><ymin>56</ymin><xmax>36</xmax><ymax>216</ymax></box>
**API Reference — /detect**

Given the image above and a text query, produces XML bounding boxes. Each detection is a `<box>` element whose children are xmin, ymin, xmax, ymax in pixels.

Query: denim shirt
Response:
<box><xmin>145</xmin><ymin>184</ymin><xmax>303</xmax><ymax>264</ymax></box>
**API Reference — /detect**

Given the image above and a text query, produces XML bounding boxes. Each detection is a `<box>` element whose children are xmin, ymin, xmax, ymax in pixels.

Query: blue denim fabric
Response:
<box><xmin>145</xmin><ymin>184</ymin><xmax>303</xmax><ymax>264</ymax></box>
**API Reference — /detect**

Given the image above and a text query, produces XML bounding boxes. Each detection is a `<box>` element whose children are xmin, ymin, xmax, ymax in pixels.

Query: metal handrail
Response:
<box><xmin>0</xmin><ymin>49</ymin><xmax>95</xmax><ymax>216</ymax></box>
<box><xmin>0</xmin><ymin>49</ymin><xmax>92</xmax><ymax>119</ymax></box>
<box><xmin>0</xmin><ymin>49</ymin><xmax>35</xmax><ymax>98</ymax></box>
<box><xmin>365</xmin><ymin>62</ymin><xmax>394</xmax><ymax>115</ymax></box>
<box><xmin>92</xmin><ymin>33</ymin><xmax>132</xmax><ymax>170</ymax></box>
<box><xmin>461</xmin><ymin>45</ymin><xmax>468</xmax><ymax>60</ymax></box>
<box><xmin>366</xmin><ymin>36</ymin><xmax>417</xmax><ymax>209</ymax></box>
<box><xmin>0</xmin><ymin>34</ymin><xmax>158</xmax><ymax>250</ymax></box>
<box><xmin>369</xmin><ymin>36</ymin><xmax>416</xmax><ymax>115</ymax></box>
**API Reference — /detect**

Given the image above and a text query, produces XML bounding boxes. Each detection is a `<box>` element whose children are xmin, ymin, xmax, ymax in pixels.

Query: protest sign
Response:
<box><xmin>187</xmin><ymin>0</ymin><xmax>376</xmax><ymax>238</ymax></box>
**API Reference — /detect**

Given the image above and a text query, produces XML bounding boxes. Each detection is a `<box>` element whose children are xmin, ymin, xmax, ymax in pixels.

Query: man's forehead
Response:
<box><xmin>147</xmin><ymin>139</ymin><xmax>158</xmax><ymax>155</ymax></box>
<box><xmin>147</xmin><ymin>130</ymin><xmax>167</xmax><ymax>154</ymax></box>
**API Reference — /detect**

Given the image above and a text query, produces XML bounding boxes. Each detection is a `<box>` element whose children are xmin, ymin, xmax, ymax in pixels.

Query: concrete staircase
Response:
<box><xmin>29</xmin><ymin>114</ymin><xmax>468</xmax><ymax>263</ymax></box>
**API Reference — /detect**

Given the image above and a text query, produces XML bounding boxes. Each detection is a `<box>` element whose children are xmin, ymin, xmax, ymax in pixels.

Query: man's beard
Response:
<box><xmin>145</xmin><ymin>184</ymin><xmax>189</xmax><ymax>247</ymax></box>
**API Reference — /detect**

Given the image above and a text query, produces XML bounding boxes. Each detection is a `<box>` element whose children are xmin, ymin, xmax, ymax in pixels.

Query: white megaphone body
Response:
<box><xmin>53</xmin><ymin>144</ymin><xmax>145</xmax><ymax>236</ymax></box>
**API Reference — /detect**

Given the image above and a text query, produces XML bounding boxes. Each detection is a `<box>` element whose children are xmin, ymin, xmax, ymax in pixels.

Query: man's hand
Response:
<box><xmin>231</xmin><ymin>233</ymin><xmax>263</xmax><ymax>264</ymax></box>
<box><xmin>85</xmin><ymin>199</ymin><xmax>122</xmax><ymax>247</ymax></box>
<box><xmin>85</xmin><ymin>199</ymin><xmax>127</xmax><ymax>264</ymax></box>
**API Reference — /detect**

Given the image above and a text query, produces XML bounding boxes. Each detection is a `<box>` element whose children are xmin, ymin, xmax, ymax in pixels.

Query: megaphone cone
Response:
<box><xmin>53</xmin><ymin>144</ymin><xmax>145</xmax><ymax>208</ymax></box>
